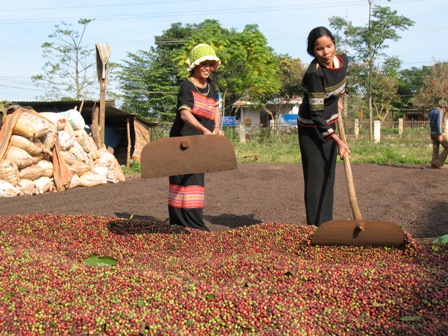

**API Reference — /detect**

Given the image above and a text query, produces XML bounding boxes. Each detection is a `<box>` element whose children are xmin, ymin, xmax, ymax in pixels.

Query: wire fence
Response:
<box><xmin>149</xmin><ymin>120</ymin><xmax>431</xmax><ymax>144</ymax></box>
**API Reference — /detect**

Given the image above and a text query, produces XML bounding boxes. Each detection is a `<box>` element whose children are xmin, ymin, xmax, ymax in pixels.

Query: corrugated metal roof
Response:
<box><xmin>11</xmin><ymin>100</ymin><xmax>159</xmax><ymax>128</ymax></box>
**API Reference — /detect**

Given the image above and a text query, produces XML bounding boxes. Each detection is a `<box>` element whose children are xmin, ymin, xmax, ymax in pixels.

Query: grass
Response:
<box><xmin>231</xmin><ymin>131</ymin><xmax>432</xmax><ymax>165</ymax></box>
<box><xmin>127</xmin><ymin>127</ymin><xmax>433</xmax><ymax>174</ymax></box>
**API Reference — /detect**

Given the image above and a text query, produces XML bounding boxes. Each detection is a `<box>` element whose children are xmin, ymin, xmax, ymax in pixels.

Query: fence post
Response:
<box><xmin>374</xmin><ymin>120</ymin><xmax>381</xmax><ymax>143</ymax></box>
<box><xmin>354</xmin><ymin>118</ymin><xmax>360</xmax><ymax>139</ymax></box>
<box><xmin>399</xmin><ymin>118</ymin><xmax>403</xmax><ymax>136</ymax></box>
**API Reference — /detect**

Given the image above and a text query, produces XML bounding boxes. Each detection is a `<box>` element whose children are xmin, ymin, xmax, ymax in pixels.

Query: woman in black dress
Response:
<box><xmin>298</xmin><ymin>27</ymin><xmax>350</xmax><ymax>226</ymax></box>
<box><xmin>168</xmin><ymin>44</ymin><xmax>224</xmax><ymax>231</ymax></box>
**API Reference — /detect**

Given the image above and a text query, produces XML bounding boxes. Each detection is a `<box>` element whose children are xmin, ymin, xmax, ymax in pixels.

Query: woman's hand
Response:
<box><xmin>213</xmin><ymin>127</ymin><xmax>224</xmax><ymax>136</ymax></box>
<box><xmin>331</xmin><ymin>134</ymin><xmax>350</xmax><ymax>160</ymax></box>
<box><xmin>337</xmin><ymin>141</ymin><xmax>350</xmax><ymax>160</ymax></box>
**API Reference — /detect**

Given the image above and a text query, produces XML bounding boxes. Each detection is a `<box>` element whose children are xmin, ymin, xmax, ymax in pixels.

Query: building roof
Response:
<box><xmin>11</xmin><ymin>100</ymin><xmax>159</xmax><ymax>128</ymax></box>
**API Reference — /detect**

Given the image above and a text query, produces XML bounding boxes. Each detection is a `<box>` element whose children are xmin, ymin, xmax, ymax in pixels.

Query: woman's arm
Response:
<box><xmin>180</xmin><ymin>109</ymin><xmax>212</xmax><ymax>135</ymax></box>
<box><xmin>332</xmin><ymin>95</ymin><xmax>350</xmax><ymax>159</ymax></box>
<box><xmin>212</xmin><ymin>105</ymin><xmax>224</xmax><ymax>135</ymax></box>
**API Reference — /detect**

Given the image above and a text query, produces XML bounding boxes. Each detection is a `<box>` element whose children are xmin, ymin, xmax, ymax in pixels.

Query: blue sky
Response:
<box><xmin>0</xmin><ymin>0</ymin><xmax>445</xmax><ymax>101</ymax></box>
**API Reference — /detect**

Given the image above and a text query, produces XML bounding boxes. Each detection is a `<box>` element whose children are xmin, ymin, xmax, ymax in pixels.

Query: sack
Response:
<box><xmin>10</xmin><ymin>135</ymin><xmax>43</xmax><ymax>156</ymax></box>
<box><xmin>74</xmin><ymin>129</ymin><xmax>92</xmax><ymax>153</ymax></box>
<box><xmin>40</xmin><ymin>112</ymin><xmax>67</xmax><ymax>131</ymax></box>
<box><xmin>34</xmin><ymin>176</ymin><xmax>53</xmax><ymax>194</ymax></box>
<box><xmin>0</xmin><ymin>180</ymin><xmax>18</xmax><ymax>197</ymax></box>
<box><xmin>94</xmin><ymin>150</ymin><xmax>116</xmax><ymax>167</ymax></box>
<box><xmin>13</xmin><ymin>111</ymin><xmax>49</xmax><ymax>139</ymax></box>
<box><xmin>71</xmin><ymin>160</ymin><xmax>91</xmax><ymax>176</ymax></box>
<box><xmin>19</xmin><ymin>164</ymin><xmax>45</xmax><ymax>181</ymax></box>
<box><xmin>37</xmin><ymin>159</ymin><xmax>53</xmax><ymax>178</ymax></box>
<box><xmin>60</xmin><ymin>151</ymin><xmax>78</xmax><ymax>165</ymax></box>
<box><xmin>42</xmin><ymin>124</ymin><xmax>58</xmax><ymax>154</ymax></box>
<box><xmin>68</xmin><ymin>174</ymin><xmax>81</xmax><ymax>189</ymax></box>
<box><xmin>79</xmin><ymin>171</ymin><xmax>104</xmax><ymax>187</ymax></box>
<box><xmin>59</xmin><ymin>109</ymin><xmax>85</xmax><ymax>131</ymax></box>
<box><xmin>58</xmin><ymin>130</ymin><xmax>75</xmax><ymax>151</ymax></box>
<box><xmin>17</xmin><ymin>179</ymin><xmax>35</xmax><ymax>196</ymax></box>
<box><xmin>6</xmin><ymin>146</ymin><xmax>34</xmax><ymax>169</ymax></box>
<box><xmin>0</xmin><ymin>160</ymin><xmax>20</xmax><ymax>186</ymax></box>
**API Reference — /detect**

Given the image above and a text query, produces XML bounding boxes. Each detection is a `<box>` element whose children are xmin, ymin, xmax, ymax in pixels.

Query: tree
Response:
<box><xmin>371</xmin><ymin>56</ymin><xmax>401</xmax><ymax>121</ymax></box>
<box><xmin>329</xmin><ymin>3</ymin><xmax>414</xmax><ymax>139</ymax></box>
<box><xmin>32</xmin><ymin>19</ymin><xmax>96</xmax><ymax>100</ymax></box>
<box><xmin>397</xmin><ymin>65</ymin><xmax>432</xmax><ymax>107</ymax></box>
<box><xmin>278</xmin><ymin>57</ymin><xmax>306</xmax><ymax>99</ymax></box>
<box><xmin>413</xmin><ymin>62</ymin><xmax>448</xmax><ymax>110</ymax></box>
<box><xmin>114</xmin><ymin>22</ymin><xmax>194</xmax><ymax>121</ymax></box>
<box><xmin>116</xmin><ymin>20</ymin><xmax>282</xmax><ymax>121</ymax></box>
<box><xmin>113</xmin><ymin>49</ymin><xmax>178</xmax><ymax>121</ymax></box>
<box><xmin>177</xmin><ymin>21</ymin><xmax>282</xmax><ymax>117</ymax></box>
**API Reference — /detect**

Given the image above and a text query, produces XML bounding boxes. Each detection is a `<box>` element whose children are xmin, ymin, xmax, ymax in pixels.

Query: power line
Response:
<box><xmin>0</xmin><ymin>1</ymin><xmax>368</xmax><ymax>25</ymax></box>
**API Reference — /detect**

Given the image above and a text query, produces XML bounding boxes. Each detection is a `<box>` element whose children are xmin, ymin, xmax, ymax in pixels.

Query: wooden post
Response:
<box><xmin>374</xmin><ymin>120</ymin><xmax>381</xmax><ymax>143</ymax></box>
<box><xmin>445</xmin><ymin>118</ymin><xmax>448</xmax><ymax>138</ymax></box>
<box><xmin>398</xmin><ymin>118</ymin><xmax>403</xmax><ymax>136</ymax></box>
<box><xmin>99</xmin><ymin>80</ymin><xmax>106</xmax><ymax>148</ymax></box>
<box><xmin>96</xmin><ymin>43</ymin><xmax>111</xmax><ymax>148</ymax></box>
<box><xmin>126</xmin><ymin>117</ymin><xmax>131</xmax><ymax>167</ymax></box>
<box><xmin>239</xmin><ymin>108</ymin><xmax>246</xmax><ymax>144</ymax></box>
<box><xmin>354</xmin><ymin>118</ymin><xmax>360</xmax><ymax>139</ymax></box>
<box><xmin>344</xmin><ymin>94</ymin><xmax>348</xmax><ymax>118</ymax></box>
<box><xmin>91</xmin><ymin>103</ymin><xmax>101</xmax><ymax>149</ymax></box>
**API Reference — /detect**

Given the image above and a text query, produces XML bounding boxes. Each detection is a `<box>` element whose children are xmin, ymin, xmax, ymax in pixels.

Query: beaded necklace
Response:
<box><xmin>189</xmin><ymin>77</ymin><xmax>210</xmax><ymax>96</ymax></box>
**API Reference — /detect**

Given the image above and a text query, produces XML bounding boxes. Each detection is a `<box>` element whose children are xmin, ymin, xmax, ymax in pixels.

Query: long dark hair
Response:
<box><xmin>306</xmin><ymin>26</ymin><xmax>336</xmax><ymax>57</ymax></box>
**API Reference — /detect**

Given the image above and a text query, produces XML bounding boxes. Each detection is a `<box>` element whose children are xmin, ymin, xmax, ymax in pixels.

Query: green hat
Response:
<box><xmin>186</xmin><ymin>44</ymin><xmax>221</xmax><ymax>72</ymax></box>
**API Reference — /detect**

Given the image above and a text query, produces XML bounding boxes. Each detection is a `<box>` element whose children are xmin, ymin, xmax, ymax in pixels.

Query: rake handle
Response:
<box><xmin>337</xmin><ymin>113</ymin><xmax>364</xmax><ymax>225</ymax></box>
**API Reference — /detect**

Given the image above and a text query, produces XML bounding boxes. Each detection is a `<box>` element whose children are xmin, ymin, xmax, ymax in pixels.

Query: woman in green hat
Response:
<box><xmin>168</xmin><ymin>43</ymin><xmax>224</xmax><ymax>231</ymax></box>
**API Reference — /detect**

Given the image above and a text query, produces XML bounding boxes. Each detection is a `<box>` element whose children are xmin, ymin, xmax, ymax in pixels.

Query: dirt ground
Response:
<box><xmin>1</xmin><ymin>163</ymin><xmax>447</xmax><ymax>240</ymax></box>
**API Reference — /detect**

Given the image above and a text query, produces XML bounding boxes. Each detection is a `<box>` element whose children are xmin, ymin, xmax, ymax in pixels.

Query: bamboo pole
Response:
<box><xmin>126</xmin><ymin>117</ymin><xmax>131</xmax><ymax>167</ymax></box>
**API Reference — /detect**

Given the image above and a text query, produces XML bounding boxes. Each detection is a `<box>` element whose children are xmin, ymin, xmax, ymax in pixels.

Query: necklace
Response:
<box><xmin>189</xmin><ymin>77</ymin><xmax>210</xmax><ymax>96</ymax></box>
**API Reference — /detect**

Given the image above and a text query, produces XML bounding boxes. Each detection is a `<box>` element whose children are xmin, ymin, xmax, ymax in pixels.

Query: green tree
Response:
<box><xmin>114</xmin><ymin>49</ymin><xmax>178</xmax><ymax>121</ymax></box>
<box><xmin>371</xmin><ymin>66</ymin><xmax>399</xmax><ymax>121</ymax></box>
<box><xmin>397</xmin><ymin>65</ymin><xmax>431</xmax><ymax>107</ymax></box>
<box><xmin>413</xmin><ymin>62</ymin><xmax>448</xmax><ymax>110</ymax></box>
<box><xmin>330</xmin><ymin>3</ymin><xmax>414</xmax><ymax>138</ymax></box>
<box><xmin>177</xmin><ymin>21</ymin><xmax>282</xmax><ymax>116</ymax></box>
<box><xmin>32</xmin><ymin>19</ymin><xmax>96</xmax><ymax>100</ymax></box>
<box><xmin>278</xmin><ymin>57</ymin><xmax>306</xmax><ymax>99</ymax></box>
<box><xmin>114</xmin><ymin>22</ymin><xmax>194</xmax><ymax>121</ymax></box>
<box><xmin>116</xmin><ymin>20</ymin><xmax>282</xmax><ymax>121</ymax></box>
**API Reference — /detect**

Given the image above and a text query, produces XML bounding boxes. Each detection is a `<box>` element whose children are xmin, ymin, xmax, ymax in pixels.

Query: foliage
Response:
<box><xmin>278</xmin><ymin>57</ymin><xmax>306</xmax><ymax>99</ymax></box>
<box><xmin>371</xmin><ymin>57</ymin><xmax>401</xmax><ymax>121</ymax></box>
<box><xmin>329</xmin><ymin>4</ymin><xmax>414</xmax><ymax>127</ymax></box>
<box><xmin>397</xmin><ymin>65</ymin><xmax>432</xmax><ymax>107</ymax></box>
<box><xmin>432</xmin><ymin>234</ymin><xmax>448</xmax><ymax>245</ymax></box>
<box><xmin>82</xmin><ymin>254</ymin><xmax>118</xmax><ymax>267</ymax></box>
<box><xmin>113</xmin><ymin>49</ymin><xmax>178</xmax><ymax>121</ymax></box>
<box><xmin>330</xmin><ymin>5</ymin><xmax>414</xmax><ymax>66</ymax></box>
<box><xmin>113</xmin><ymin>22</ymin><xmax>193</xmax><ymax>121</ymax></box>
<box><xmin>115</xmin><ymin>20</ymin><xmax>281</xmax><ymax>120</ymax></box>
<box><xmin>412</xmin><ymin>62</ymin><xmax>448</xmax><ymax>110</ymax></box>
<box><xmin>227</xmin><ymin>127</ymin><xmax>431</xmax><ymax>165</ymax></box>
<box><xmin>0</xmin><ymin>214</ymin><xmax>446</xmax><ymax>334</ymax></box>
<box><xmin>31</xmin><ymin>19</ymin><xmax>97</xmax><ymax>100</ymax></box>
<box><xmin>129</xmin><ymin>160</ymin><xmax>141</xmax><ymax>173</ymax></box>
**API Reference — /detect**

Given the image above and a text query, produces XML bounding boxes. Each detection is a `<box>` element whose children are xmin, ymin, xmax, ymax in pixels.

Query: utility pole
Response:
<box><xmin>368</xmin><ymin>0</ymin><xmax>374</xmax><ymax>142</ymax></box>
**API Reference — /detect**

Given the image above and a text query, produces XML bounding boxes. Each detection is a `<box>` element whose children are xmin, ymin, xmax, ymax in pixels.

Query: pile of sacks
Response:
<box><xmin>0</xmin><ymin>108</ymin><xmax>125</xmax><ymax>197</ymax></box>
